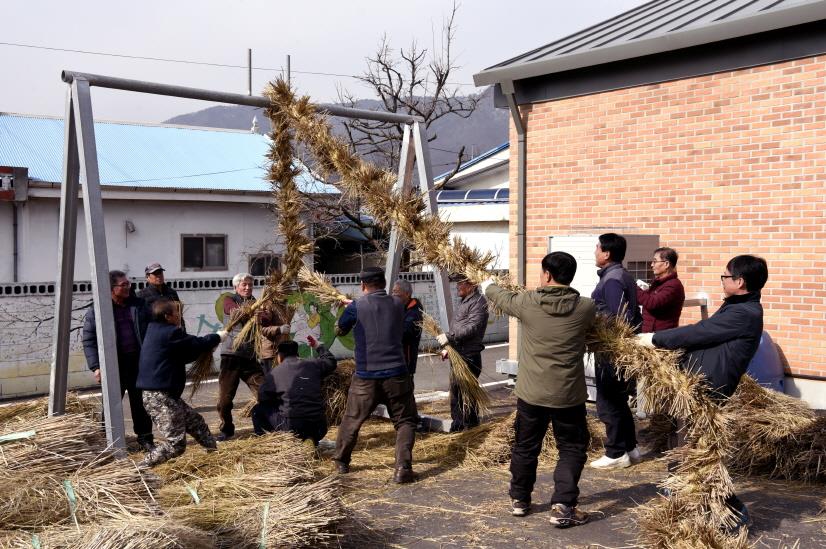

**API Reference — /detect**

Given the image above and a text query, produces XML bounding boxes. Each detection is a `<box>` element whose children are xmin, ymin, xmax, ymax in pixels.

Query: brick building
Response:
<box><xmin>474</xmin><ymin>0</ymin><xmax>826</xmax><ymax>406</ymax></box>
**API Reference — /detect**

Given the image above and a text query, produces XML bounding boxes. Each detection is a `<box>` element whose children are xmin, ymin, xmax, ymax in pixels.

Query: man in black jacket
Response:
<box><xmin>252</xmin><ymin>336</ymin><xmax>337</xmax><ymax>444</ymax></box>
<box><xmin>137</xmin><ymin>298</ymin><xmax>224</xmax><ymax>467</ymax></box>
<box><xmin>82</xmin><ymin>270</ymin><xmax>154</xmax><ymax>451</ymax></box>
<box><xmin>637</xmin><ymin>254</ymin><xmax>768</xmax><ymax>531</ymax></box>
<box><xmin>436</xmin><ymin>275</ymin><xmax>489</xmax><ymax>432</ymax></box>
<box><xmin>392</xmin><ymin>279</ymin><xmax>424</xmax><ymax>377</ymax></box>
<box><xmin>137</xmin><ymin>262</ymin><xmax>186</xmax><ymax>332</ymax></box>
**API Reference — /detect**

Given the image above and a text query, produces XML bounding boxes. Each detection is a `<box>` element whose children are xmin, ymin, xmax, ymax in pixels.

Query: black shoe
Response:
<box><xmin>137</xmin><ymin>438</ymin><xmax>155</xmax><ymax>453</ymax></box>
<box><xmin>511</xmin><ymin>499</ymin><xmax>530</xmax><ymax>517</ymax></box>
<box><xmin>333</xmin><ymin>460</ymin><xmax>350</xmax><ymax>474</ymax></box>
<box><xmin>549</xmin><ymin>503</ymin><xmax>589</xmax><ymax>528</ymax></box>
<box><xmin>393</xmin><ymin>467</ymin><xmax>416</xmax><ymax>484</ymax></box>
<box><xmin>725</xmin><ymin>502</ymin><xmax>751</xmax><ymax>534</ymax></box>
<box><xmin>216</xmin><ymin>432</ymin><xmax>233</xmax><ymax>442</ymax></box>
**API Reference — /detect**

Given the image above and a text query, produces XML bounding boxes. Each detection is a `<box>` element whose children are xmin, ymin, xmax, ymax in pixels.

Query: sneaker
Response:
<box><xmin>511</xmin><ymin>500</ymin><xmax>531</xmax><ymax>517</ymax></box>
<box><xmin>628</xmin><ymin>447</ymin><xmax>642</xmax><ymax>464</ymax></box>
<box><xmin>590</xmin><ymin>453</ymin><xmax>631</xmax><ymax>469</ymax></box>
<box><xmin>549</xmin><ymin>503</ymin><xmax>589</xmax><ymax>528</ymax></box>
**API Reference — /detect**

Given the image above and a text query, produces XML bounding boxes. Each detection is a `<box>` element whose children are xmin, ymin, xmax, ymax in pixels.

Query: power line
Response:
<box><xmin>103</xmin><ymin>167</ymin><xmax>259</xmax><ymax>184</ymax></box>
<box><xmin>0</xmin><ymin>41</ymin><xmax>477</xmax><ymax>86</ymax></box>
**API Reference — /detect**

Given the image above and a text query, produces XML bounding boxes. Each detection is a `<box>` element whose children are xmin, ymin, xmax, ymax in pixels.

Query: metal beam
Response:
<box><xmin>384</xmin><ymin>125</ymin><xmax>415</xmax><ymax>292</ymax></box>
<box><xmin>49</xmin><ymin>87</ymin><xmax>80</xmax><ymax>416</ymax></box>
<box><xmin>412</xmin><ymin>122</ymin><xmax>454</xmax><ymax>331</ymax></box>
<box><xmin>72</xmin><ymin>78</ymin><xmax>126</xmax><ymax>452</ymax></box>
<box><xmin>60</xmin><ymin>71</ymin><xmax>424</xmax><ymax>124</ymax></box>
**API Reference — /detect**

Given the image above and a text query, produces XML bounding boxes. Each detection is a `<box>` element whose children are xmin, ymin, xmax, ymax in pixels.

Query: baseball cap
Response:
<box><xmin>145</xmin><ymin>262</ymin><xmax>165</xmax><ymax>275</ymax></box>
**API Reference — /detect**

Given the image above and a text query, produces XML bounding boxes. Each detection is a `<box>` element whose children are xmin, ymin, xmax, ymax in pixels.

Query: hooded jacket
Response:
<box><xmin>653</xmin><ymin>292</ymin><xmax>763</xmax><ymax>399</ymax></box>
<box><xmin>486</xmin><ymin>284</ymin><xmax>596</xmax><ymax>408</ymax></box>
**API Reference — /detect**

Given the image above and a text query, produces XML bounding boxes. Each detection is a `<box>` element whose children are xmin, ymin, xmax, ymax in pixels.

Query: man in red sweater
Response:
<box><xmin>636</xmin><ymin>247</ymin><xmax>685</xmax><ymax>333</ymax></box>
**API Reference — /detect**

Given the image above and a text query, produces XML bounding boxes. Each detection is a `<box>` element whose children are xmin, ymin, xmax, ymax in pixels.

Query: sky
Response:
<box><xmin>2</xmin><ymin>0</ymin><xmax>647</xmax><ymax>124</ymax></box>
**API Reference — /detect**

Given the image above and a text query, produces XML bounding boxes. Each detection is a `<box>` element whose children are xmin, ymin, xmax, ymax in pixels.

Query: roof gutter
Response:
<box><xmin>473</xmin><ymin>1</ymin><xmax>826</xmax><ymax>86</ymax></box>
<box><xmin>501</xmin><ymin>81</ymin><xmax>526</xmax><ymax>288</ymax></box>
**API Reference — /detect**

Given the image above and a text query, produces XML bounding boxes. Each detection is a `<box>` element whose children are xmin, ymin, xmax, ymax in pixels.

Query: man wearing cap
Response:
<box><xmin>333</xmin><ymin>267</ymin><xmax>419</xmax><ymax>484</ymax></box>
<box><xmin>251</xmin><ymin>336</ymin><xmax>337</xmax><ymax>444</ymax></box>
<box><xmin>436</xmin><ymin>274</ymin><xmax>489</xmax><ymax>432</ymax></box>
<box><xmin>138</xmin><ymin>263</ymin><xmax>186</xmax><ymax>332</ymax></box>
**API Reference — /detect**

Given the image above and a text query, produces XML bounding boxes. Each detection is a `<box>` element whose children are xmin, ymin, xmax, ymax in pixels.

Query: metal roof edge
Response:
<box><xmin>473</xmin><ymin>1</ymin><xmax>826</xmax><ymax>86</ymax></box>
<box><xmin>433</xmin><ymin>142</ymin><xmax>509</xmax><ymax>181</ymax></box>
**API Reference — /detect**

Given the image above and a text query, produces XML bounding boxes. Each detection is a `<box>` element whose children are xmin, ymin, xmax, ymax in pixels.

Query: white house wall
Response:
<box><xmin>6</xmin><ymin>197</ymin><xmax>281</xmax><ymax>283</ymax></box>
<box><xmin>450</xmin><ymin>222</ymin><xmax>509</xmax><ymax>270</ymax></box>
<box><xmin>0</xmin><ymin>203</ymin><xmax>14</xmax><ymax>281</ymax></box>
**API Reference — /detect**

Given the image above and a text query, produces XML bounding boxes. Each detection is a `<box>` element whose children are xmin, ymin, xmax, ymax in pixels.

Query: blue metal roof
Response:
<box><xmin>434</xmin><ymin>142</ymin><xmax>509</xmax><ymax>181</ymax></box>
<box><xmin>0</xmin><ymin>113</ymin><xmax>338</xmax><ymax>194</ymax></box>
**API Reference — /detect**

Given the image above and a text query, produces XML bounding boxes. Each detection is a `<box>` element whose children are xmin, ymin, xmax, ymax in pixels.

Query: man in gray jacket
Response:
<box><xmin>436</xmin><ymin>275</ymin><xmax>489</xmax><ymax>432</ymax></box>
<box><xmin>485</xmin><ymin>252</ymin><xmax>596</xmax><ymax>528</ymax></box>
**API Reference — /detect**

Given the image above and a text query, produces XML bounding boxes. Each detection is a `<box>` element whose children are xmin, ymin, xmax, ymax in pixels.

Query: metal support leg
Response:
<box><xmin>412</xmin><ymin>122</ymin><xmax>454</xmax><ymax>330</ymax></box>
<box><xmin>73</xmin><ymin>78</ymin><xmax>126</xmax><ymax>452</ymax></box>
<box><xmin>384</xmin><ymin>125</ymin><xmax>415</xmax><ymax>291</ymax></box>
<box><xmin>49</xmin><ymin>87</ymin><xmax>81</xmax><ymax>416</ymax></box>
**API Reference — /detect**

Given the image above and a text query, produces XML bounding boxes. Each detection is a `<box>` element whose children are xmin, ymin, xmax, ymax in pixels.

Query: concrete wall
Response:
<box><xmin>0</xmin><ymin>274</ymin><xmax>508</xmax><ymax>400</ymax></box>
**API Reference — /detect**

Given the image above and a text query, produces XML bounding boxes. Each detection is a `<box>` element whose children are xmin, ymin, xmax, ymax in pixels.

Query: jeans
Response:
<box><xmin>595</xmin><ymin>360</ymin><xmax>637</xmax><ymax>458</ymax></box>
<box><xmin>509</xmin><ymin>399</ymin><xmax>589</xmax><ymax>506</ymax></box>
<box><xmin>216</xmin><ymin>355</ymin><xmax>264</xmax><ymax>436</ymax></box>
<box><xmin>449</xmin><ymin>351</ymin><xmax>482</xmax><ymax>432</ymax></box>
<box><xmin>334</xmin><ymin>375</ymin><xmax>418</xmax><ymax>469</ymax></box>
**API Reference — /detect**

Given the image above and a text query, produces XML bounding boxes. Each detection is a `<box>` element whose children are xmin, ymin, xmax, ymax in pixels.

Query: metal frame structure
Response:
<box><xmin>49</xmin><ymin>70</ymin><xmax>454</xmax><ymax>450</ymax></box>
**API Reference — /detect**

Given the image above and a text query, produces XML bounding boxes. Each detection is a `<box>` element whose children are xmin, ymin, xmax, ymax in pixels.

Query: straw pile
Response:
<box><xmin>323</xmin><ymin>359</ymin><xmax>355</xmax><ymax>426</ymax></box>
<box><xmin>0</xmin><ymin>392</ymin><xmax>100</xmax><ymax>426</ymax></box>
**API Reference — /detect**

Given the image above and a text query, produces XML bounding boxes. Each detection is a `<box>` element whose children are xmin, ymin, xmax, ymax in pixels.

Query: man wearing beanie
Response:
<box><xmin>333</xmin><ymin>266</ymin><xmax>419</xmax><ymax>483</ymax></box>
<box><xmin>251</xmin><ymin>336</ymin><xmax>337</xmax><ymax>444</ymax></box>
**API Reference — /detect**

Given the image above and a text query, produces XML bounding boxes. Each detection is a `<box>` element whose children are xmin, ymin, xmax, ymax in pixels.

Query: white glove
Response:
<box><xmin>480</xmin><ymin>278</ymin><xmax>496</xmax><ymax>293</ymax></box>
<box><xmin>636</xmin><ymin>279</ymin><xmax>650</xmax><ymax>291</ymax></box>
<box><xmin>436</xmin><ymin>333</ymin><xmax>449</xmax><ymax>346</ymax></box>
<box><xmin>636</xmin><ymin>333</ymin><xmax>655</xmax><ymax>348</ymax></box>
<box><xmin>279</xmin><ymin>324</ymin><xmax>291</xmax><ymax>335</ymax></box>
<box><xmin>216</xmin><ymin>330</ymin><xmax>229</xmax><ymax>342</ymax></box>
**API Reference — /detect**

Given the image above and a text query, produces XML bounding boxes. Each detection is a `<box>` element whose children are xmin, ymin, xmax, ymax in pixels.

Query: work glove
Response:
<box><xmin>436</xmin><ymin>333</ymin><xmax>449</xmax><ymax>346</ymax></box>
<box><xmin>635</xmin><ymin>333</ymin><xmax>655</xmax><ymax>348</ymax></box>
<box><xmin>279</xmin><ymin>324</ymin><xmax>291</xmax><ymax>335</ymax></box>
<box><xmin>216</xmin><ymin>330</ymin><xmax>229</xmax><ymax>342</ymax></box>
<box><xmin>480</xmin><ymin>278</ymin><xmax>496</xmax><ymax>293</ymax></box>
<box><xmin>636</xmin><ymin>279</ymin><xmax>650</xmax><ymax>291</ymax></box>
<box><xmin>307</xmin><ymin>335</ymin><xmax>318</xmax><ymax>349</ymax></box>
<box><xmin>440</xmin><ymin>349</ymin><xmax>449</xmax><ymax>361</ymax></box>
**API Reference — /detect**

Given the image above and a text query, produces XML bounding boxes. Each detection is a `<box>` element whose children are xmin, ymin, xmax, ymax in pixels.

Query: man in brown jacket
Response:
<box><xmin>484</xmin><ymin>252</ymin><xmax>596</xmax><ymax>528</ymax></box>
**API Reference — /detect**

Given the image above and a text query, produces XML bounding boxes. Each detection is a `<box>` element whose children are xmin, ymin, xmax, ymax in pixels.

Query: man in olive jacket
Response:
<box><xmin>483</xmin><ymin>252</ymin><xmax>596</xmax><ymax>528</ymax></box>
<box><xmin>484</xmin><ymin>252</ymin><xmax>596</xmax><ymax>528</ymax></box>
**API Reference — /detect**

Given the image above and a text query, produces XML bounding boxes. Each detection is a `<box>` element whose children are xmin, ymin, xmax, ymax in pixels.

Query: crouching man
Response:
<box><xmin>252</xmin><ymin>336</ymin><xmax>337</xmax><ymax>444</ymax></box>
<box><xmin>137</xmin><ymin>298</ymin><xmax>226</xmax><ymax>467</ymax></box>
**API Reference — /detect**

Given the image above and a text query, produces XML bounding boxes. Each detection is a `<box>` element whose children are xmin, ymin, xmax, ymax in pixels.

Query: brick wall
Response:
<box><xmin>509</xmin><ymin>55</ymin><xmax>826</xmax><ymax>377</ymax></box>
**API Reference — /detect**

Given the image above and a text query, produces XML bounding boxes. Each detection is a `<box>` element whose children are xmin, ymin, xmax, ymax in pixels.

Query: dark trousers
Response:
<box><xmin>334</xmin><ymin>375</ymin><xmax>418</xmax><ymax>469</ymax></box>
<box><xmin>449</xmin><ymin>351</ymin><xmax>482</xmax><ymax>432</ymax></box>
<box><xmin>509</xmin><ymin>399</ymin><xmax>589</xmax><ymax>506</ymax></box>
<box><xmin>251</xmin><ymin>404</ymin><xmax>327</xmax><ymax>444</ymax></box>
<box><xmin>259</xmin><ymin>358</ymin><xmax>274</xmax><ymax>374</ymax></box>
<box><xmin>595</xmin><ymin>360</ymin><xmax>637</xmax><ymax>458</ymax></box>
<box><xmin>102</xmin><ymin>352</ymin><xmax>153</xmax><ymax>443</ymax></box>
<box><xmin>217</xmin><ymin>355</ymin><xmax>264</xmax><ymax>436</ymax></box>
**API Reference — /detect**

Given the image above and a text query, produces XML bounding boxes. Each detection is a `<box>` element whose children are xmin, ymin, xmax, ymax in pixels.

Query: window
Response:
<box><xmin>181</xmin><ymin>235</ymin><xmax>227</xmax><ymax>271</ymax></box>
<box><xmin>626</xmin><ymin>260</ymin><xmax>653</xmax><ymax>282</ymax></box>
<box><xmin>249</xmin><ymin>254</ymin><xmax>281</xmax><ymax>277</ymax></box>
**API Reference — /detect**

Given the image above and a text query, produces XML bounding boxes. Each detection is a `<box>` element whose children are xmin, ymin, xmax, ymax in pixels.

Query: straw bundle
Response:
<box><xmin>187</xmin><ymin>352</ymin><xmax>215</xmax><ymax>400</ymax></box>
<box><xmin>297</xmin><ymin>266</ymin><xmax>350</xmax><ymax>306</ymax></box>
<box><xmin>323</xmin><ymin>359</ymin><xmax>355</xmax><ymax>426</ymax></box>
<box><xmin>636</xmin><ymin>497</ymin><xmax>749</xmax><ymax>549</ymax></box>
<box><xmin>0</xmin><ymin>413</ymin><xmax>108</xmax><ymax>475</ymax></box>
<box><xmin>421</xmin><ymin>314</ymin><xmax>490</xmax><ymax>417</ymax></box>
<box><xmin>168</xmin><ymin>475</ymin><xmax>345</xmax><ymax>548</ymax></box>
<box><xmin>0</xmin><ymin>456</ymin><xmax>160</xmax><ymax>529</ymax></box>
<box><xmin>157</xmin><ymin>471</ymin><xmax>317</xmax><ymax>508</ymax></box>
<box><xmin>152</xmin><ymin>431</ymin><xmax>316</xmax><ymax>482</ymax></box>
<box><xmin>0</xmin><ymin>393</ymin><xmax>100</xmax><ymax>426</ymax></box>
<box><xmin>0</xmin><ymin>516</ymin><xmax>215</xmax><ymax>549</ymax></box>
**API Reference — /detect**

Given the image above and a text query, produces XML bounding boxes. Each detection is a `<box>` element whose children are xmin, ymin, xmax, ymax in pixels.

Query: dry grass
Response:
<box><xmin>187</xmin><ymin>353</ymin><xmax>214</xmax><ymax>400</ymax></box>
<box><xmin>151</xmin><ymin>431</ymin><xmax>317</xmax><ymax>483</ymax></box>
<box><xmin>0</xmin><ymin>393</ymin><xmax>100</xmax><ymax>426</ymax></box>
<box><xmin>420</xmin><ymin>314</ymin><xmax>491</xmax><ymax>418</ymax></box>
<box><xmin>168</xmin><ymin>475</ymin><xmax>345</xmax><ymax>548</ymax></box>
<box><xmin>323</xmin><ymin>359</ymin><xmax>355</xmax><ymax>426</ymax></box>
<box><xmin>297</xmin><ymin>266</ymin><xmax>350</xmax><ymax>306</ymax></box>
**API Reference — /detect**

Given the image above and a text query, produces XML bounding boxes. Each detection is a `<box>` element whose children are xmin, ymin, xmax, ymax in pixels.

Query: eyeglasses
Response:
<box><xmin>113</xmin><ymin>282</ymin><xmax>131</xmax><ymax>288</ymax></box>
<box><xmin>720</xmin><ymin>275</ymin><xmax>738</xmax><ymax>282</ymax></box>
<box><xmin>651</xmin><ymin>260</ymin><xmax>668</xmax><ymax>264</ymax></box>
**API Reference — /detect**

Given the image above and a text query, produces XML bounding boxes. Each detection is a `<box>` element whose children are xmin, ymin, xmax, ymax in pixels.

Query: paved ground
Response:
<box><xmin>85</xmin><ymin>344</ymin><xmax>826</xmax><ymax>547</ymax></box>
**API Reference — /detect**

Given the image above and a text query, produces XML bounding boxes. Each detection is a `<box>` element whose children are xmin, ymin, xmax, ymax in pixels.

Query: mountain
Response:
<box><xmin>163</xmin><ymin>87</ymin><xmax>508</xmax><ymax>175</ymax></box>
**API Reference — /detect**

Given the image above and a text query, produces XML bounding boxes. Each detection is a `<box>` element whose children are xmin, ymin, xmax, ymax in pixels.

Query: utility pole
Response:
<box><xmin>286</xmin><ymin>54</ymin><xmax>291</xmax><ymax>87</ymax></box>
<box><xmin>247</xmin><ymin>48</ymin><xmax>252</xmax><ymax>96</ymax></box>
